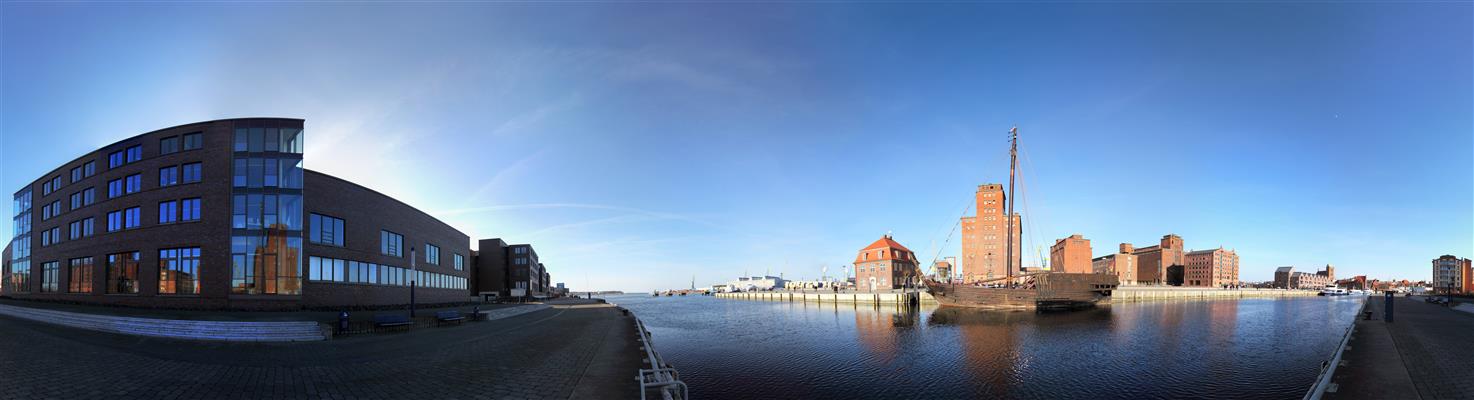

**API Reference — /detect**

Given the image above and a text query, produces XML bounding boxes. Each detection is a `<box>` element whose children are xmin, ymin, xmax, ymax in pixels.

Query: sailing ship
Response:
<box><xmin>923</xmin><ymin>126</ymin><xmax>1119</xmax><ymax>310</ymax></box>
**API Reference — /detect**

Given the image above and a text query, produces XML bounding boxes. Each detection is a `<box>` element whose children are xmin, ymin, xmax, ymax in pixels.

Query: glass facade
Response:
<box><xmin>9</xmin><ymin>188</ymin><xmax>32</xmax><ymax>293</ymax></box>
<box><xmin>230</xmin><ymin>125</ymin><xmax>304</xmax><ymax>295</ymax></box>
<box><xmin>309</xmin><ymin>256</ymin><xmax>466</xmax><ymax>290</ymax></box>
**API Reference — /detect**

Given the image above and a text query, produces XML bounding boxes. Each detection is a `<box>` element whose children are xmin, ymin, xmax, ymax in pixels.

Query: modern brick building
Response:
<box><xmin>472</xmin><ymin>239</ymin><xmax>550</xmax><ymax>299</ymax></box>
<box><xmin>1048</xmin><ymin>234</ymin><xmax>1092</xmax><ymax>273</ymax></box>
<box><xmin>1184</xmin><ymin>247</ymin><xmax>1239</xmax><ymax>288</ymax></box>
<box><xmin>853</xmin><ymin>234</ymin><xmax>919</xmax><ymax>291</ymax></box>
<box><xmin>1127</xmin><ymin>234</ymin><xmax>1184</xmax><ymax>285</ymax></box>
<box><xmin>1092</xmin><ymin>243</ymin><xmax>1138</xmax><ymax>285</ymax></box>
<box><xmin>1432</xmin><ymin>255</ymin><xmax>1471</xmax><ymax>295</ymax></box>
<box><xmin>959</xmin><ymin>184</ymin><xmax>1020</xmax><ymax>281</ymax></box>
<box><xmin>3</xmin><ymin>118</ymin><xmax>548</xmax><ymax>310</ymax></box>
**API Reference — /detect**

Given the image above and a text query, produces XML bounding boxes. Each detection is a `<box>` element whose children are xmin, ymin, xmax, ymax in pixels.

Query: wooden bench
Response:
<box><xmin>373</xmin><ymin>314</ymin><xmax>414</xmax><ymax>329</ymax></box>
<box><xmin>435</xmin><ymin>311</ymin><xmax>465</xmax><ymax>325</ymax></box>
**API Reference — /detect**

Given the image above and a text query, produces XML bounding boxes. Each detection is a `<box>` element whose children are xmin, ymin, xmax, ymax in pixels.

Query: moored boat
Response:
<box><xmin>926</xmin><ymin>272</ymin><xmax>1119</xmax><ymax>310</ymax></box>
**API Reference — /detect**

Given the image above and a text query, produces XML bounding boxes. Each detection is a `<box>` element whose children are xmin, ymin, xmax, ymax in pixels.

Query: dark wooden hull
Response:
<box><xmin>925</xmin><ymin>273</ymin><xmax>1119</xmax><ymax>310</ymax></box>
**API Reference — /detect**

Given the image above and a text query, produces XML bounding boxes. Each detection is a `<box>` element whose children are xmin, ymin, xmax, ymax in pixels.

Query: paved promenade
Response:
<box><xmin>1326</xmin><ymin>296</ymin><xmax>1474</xmax><ymax>400</ymax></box>
<box><xmin>0</xmin><ymin>298</ymin><xmax>642</xmax><ymax>400</ymax></box>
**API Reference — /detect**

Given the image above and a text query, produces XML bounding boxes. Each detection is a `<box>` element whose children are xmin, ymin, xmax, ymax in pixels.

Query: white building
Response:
<box><xmin>729</xmin><ymin>276</ymin><xmax>786</xmax><ymax>291</ymax></box>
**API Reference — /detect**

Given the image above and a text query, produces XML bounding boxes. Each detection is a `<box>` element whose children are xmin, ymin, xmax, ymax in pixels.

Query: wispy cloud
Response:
<box><xmin>433</xmin><ymin>202</ymin><xmax>719</xmax><ymax>229</ymax></box>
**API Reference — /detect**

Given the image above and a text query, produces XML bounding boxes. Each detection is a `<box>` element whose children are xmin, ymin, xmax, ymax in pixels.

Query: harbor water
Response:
<box><xmin>612</xmin><ymin>294</ymin><xmax>1363</xmax><ymax>399</ymax></box>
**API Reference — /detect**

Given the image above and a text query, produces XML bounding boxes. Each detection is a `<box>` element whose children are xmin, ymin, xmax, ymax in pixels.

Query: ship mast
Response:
<box><xmin>1006</xmin><ymin>126</ymin><xmax>1018</xmax><ymax>277</ymax></box>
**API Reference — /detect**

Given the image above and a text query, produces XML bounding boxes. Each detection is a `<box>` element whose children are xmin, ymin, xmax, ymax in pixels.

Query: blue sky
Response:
<box><xmin>2</xmin><ymin>3</ymin><xmax>1469</xmax><ymax>292</ymax></box>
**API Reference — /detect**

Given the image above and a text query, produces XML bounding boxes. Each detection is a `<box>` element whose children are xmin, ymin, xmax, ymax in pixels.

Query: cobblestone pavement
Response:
<box><xmin>1334</xmin><ymin>296</ymin><xmax>1474</xmax><ymax>400</ymax></box>
<box><xmin>0</xmin><ymin>300</ymin><xmax>642</xmax><ymax>400</ymax></box>
<box><xmin>1383</xmin><ymin>297</ymin><xmax>1474</xmax><ymax>399</ymax></box>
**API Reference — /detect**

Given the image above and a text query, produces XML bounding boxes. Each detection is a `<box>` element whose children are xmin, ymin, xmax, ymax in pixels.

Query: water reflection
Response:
<box><xmin>617</xmin><ymin>295</ymin><xmax>1362</xmax><ymax>400</ymax></box>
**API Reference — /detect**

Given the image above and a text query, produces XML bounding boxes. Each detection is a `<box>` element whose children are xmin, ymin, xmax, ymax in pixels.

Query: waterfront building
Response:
<box><xmin>853</xmin><ymin>234</ymin><xmax>919</xmax><ymax>291</ymax></box>
<box><xmin>1127</xmin><ymin>234</ymin><xmax>1185</xmax><ymax>285</ymax></box>
<box><xmin>1432</xmin><ymin>255</ymin><xmax>1470</xmax><ymax>295</ymax></box>
<box><xmin>729</xmin><ymin>276</ymin><xmax>786</xmax><ymax>291</ymax></box>
<box><xmin>959</xmin><ymin>184</ymin><xmax>1021</xmax><ymax>282</ymax></box>
<box><xmin>1048</xmin><ymin>234</ymin><xmax>1092</xmax><ymax>273</ymax></box>
<box><xmin>473</xmin><ymin>240</ymin><xmax>547</xmax><ymax>299</ymax></box>
<box><xmin>1092</xmin><ymin>243</ymin><xmax>1138</xmax><ymax>285</ymax></box>
<box><xmin>1</xmin><ymin>118</ymin><xmax>554</xmax><ymax>310</ymax></box>
<box><xmin>933</xmin><ymin>257</ymin><xmax>955</xmax><ymax>281</ymax></box>
<box><xmin>1183</xmin><ymin>247</ymin><xmax>1239</xmax><ymax>287</ymax></box>
<box><xmin>1273</xmin><ymin>265</ymin><xmax>1335</xmax><ymax>289</ymax></box>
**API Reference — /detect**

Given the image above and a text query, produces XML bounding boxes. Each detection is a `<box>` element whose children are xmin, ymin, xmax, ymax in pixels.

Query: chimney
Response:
<box><xmin>1120</xmin><ymin>243</ymin><xmax>1134</xmax><ymax>254</ymax></box>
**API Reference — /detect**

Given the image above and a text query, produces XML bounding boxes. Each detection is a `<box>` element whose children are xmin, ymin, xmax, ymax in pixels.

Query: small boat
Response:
<box><xmin>1319</xmin><ymin>285</ymin><xmax>1349</xmax><ymax>296</ymax></box>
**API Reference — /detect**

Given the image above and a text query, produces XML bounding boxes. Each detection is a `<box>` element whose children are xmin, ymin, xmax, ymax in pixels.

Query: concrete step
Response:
<box><xmin>0</xmin><ymin>304</ymin><xmax>325</xmax><ymax>342</ymax></box>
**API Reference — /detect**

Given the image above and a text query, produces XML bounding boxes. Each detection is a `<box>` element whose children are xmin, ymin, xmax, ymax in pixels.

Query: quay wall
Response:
<box><xmin>714</xmin><ymin>287</ymin><xmax>1322</xmax><ymax>306</ymax></box>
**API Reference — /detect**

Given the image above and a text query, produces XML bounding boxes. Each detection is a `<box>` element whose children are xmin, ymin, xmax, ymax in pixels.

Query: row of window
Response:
<box><xmin>33</xmin><ymin>196</ymin><xmax>199</xmax><ymax>249</ymax></box>
<box><xmin>233</xmin><ymin>127</ymin><xmax>304</xmax><ymax>154</ymax></box>
<box><xmin>307</xmin><ymin>256</ymin><xmax>466</xmax><ymax>290</ymax></box>
<box><xmin>159</xmin><ymin>132</ymin><xmax>204</xmax><ymax>155</ymax></box>
<box><xmin>14</xmin><ymin>249</ymin><xmax>198</xmax><ymax>295</ymax></box>
<box><xmin>108</xmin><ymin>145</ymin><xmax>143</xmax><ymax>169</ymax></box>
<box><xmin>41</xmin><ymin>136</ymin><xmax>200</xmax><ymax>201</ymax></box>
<box><xmin>232</xmin><ymin>158</ymin><xmax>303</xmax><ymax>189</ymax></box>
<box><xmin>313</xmin><ymin>214</ymin><xmax>464</xmax><ymax>271</ymax></box>
<box><xmin>231</xmin><ymin>194</ymin><xmax>301</xmax><ymax>231</ymax></box>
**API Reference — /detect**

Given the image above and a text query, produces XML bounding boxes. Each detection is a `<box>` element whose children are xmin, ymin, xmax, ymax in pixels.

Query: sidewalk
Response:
<box><xmin>1326</xmin><ymin>296</ymin><xmax>1474</xmax><ymax>400</ymax></box>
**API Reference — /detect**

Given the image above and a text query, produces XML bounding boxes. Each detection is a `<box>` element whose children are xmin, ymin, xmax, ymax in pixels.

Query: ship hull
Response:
<box><xmin>926</xmin><ymin>273</ymin><xmax>1119</xmax><ymax>310</ymax></box>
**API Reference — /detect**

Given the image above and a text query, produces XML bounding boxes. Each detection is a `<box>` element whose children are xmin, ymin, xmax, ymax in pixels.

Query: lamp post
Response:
<box><xmin>410</xmin><ymin>246</ymin><xmax>417</xmax><ymax>317</ymax></box>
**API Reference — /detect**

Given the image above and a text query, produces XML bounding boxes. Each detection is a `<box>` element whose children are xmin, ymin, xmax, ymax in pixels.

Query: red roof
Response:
<box><xmin>854</xmin><ymin>235</ymin><xmax>914</xmax><ymax>263</ymax></box>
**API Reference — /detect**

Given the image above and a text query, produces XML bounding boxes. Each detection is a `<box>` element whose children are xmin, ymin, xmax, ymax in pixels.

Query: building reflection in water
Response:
<box><xmin>925</xmin><ymin>307</ymin><xmax>1026</xmax><ymax>397</ymax></box>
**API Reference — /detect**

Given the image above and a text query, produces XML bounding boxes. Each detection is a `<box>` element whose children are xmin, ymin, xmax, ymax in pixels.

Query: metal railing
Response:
<box><xmin>1302</xmin><ymin>298</ymin><xmax>1367</xmax><ymax>400</ymax></box>
<box><xmin>628</xmin><ymin>307</ymin><xmax>687</xmax><ymax>400</ymax></box>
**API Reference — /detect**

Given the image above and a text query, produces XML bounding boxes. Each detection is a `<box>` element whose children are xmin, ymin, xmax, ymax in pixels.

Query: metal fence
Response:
<box><xmin>627</xmin><ymin>306</ymin><xmax>687</xmax><ymax>400</ymax></box>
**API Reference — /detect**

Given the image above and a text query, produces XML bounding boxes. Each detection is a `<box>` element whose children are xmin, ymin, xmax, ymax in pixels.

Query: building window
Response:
<box><xmin>71</xmin><ymin>166</ymin><xmax>83</xmax><ymax>183</ymax></box>
<box><xmin>108</xmin><ymin>178</ymin><xmax>123</xmax><ymax>198</ymax></box>
<box><xmin>161</xmin><ymin>136</ymin><xmax>180</xmax><ymax>155</ymax></box>
<box><xmin>126</xmin><ymin>145</ymin><xmax>142</xmax><ymax>163</ymax></box>
<box><xmin>107</xmin><ymin>210</ymin><xmax>123</xmax><ymax>232</ymax></box>
<box><xmin>454</xmin><ymin>253</ymin><xmax>464</xmax><ymax>271</ymax></box>
<box><xmin>425</xmin><ymin>244</ymin><xmax>440</xmax><ymax>265</ymax></box>
<box><xmin>125</xmin><ymin>207</ymin><xmax>140</xmax><ymax>229</ymax></box>
<box><xmin>40</xmin><ymin>261</ymin><xmax>59</xmax><ymax>293</ymax></box>
<box><xmin>68</xmin><ymin>257</ymin><xmax>93</xmax><ymax>293</ymax></box>
<box><xmin>309</xmin><ymin>213</ymin><xmax>345</xmax><ymax>246</ymax></box>
<box><xmin>108</xmin><ymin>150</ymin><xmax>125</xmax><ymax>168</ymax></box>
<box><xmin>70</xmin><ymin>191</ymin><xmax>82</xmax><ymax>210</ymax></box>
<box><xmin>125</xmin><ymin>174</ymin><xmax>141</xmax><ymax>194</ymax></box>
<box><xmin>183</xmin><ymin>132</ymin><xmax>203</xmax><ymax>150</ymax></box>
<box><xmin>182</xmin><ymin>162</ymin><xmax>202</xmax><ymax>183</ymax></box>
<box><xmin>41</xmin><ymin>229</ymin><xmax>50</xmax><ymax>246</ymax></box>
<box><xmin>159</xmin><ymin>247</ymin><xmax>200</xmax><ymax>295</ymax></box>
<box><xmin>106</xmin><ymin>252</ymin><xmax>140</xmax><ymax>294</ymax></box>
<box><xmin>382</xmin><ymin>231</ymin><xmax>403</xmax><ymax>257</ymax></box>
<box><xmin>181</xmin><ymin>198</ymin><xmax>201</xmax><ymax>221</ymax></box>
<box><xmin>43</xmin><ymin>180</ymin><xmax>51</xmax><ymax>196</ymax></box>
<box><xmin>83</xmin><ymin>160</ymin><xmax>95</xmax><ymax>177</ymax></box>
<box><xmin>159</xmin><ymin>200</ymin><xmax>178</xmax><ymax>224</ymax></box>
<box><xmin>160</xmin><ymin>166</ymin><xmax>179</xmax><ymax>187</ymax></box>
<box><xmin>7</xmin><ymin>261</ymin><xmax>31</xmax><ymax>293</ymax></box>
<box><xmin>83</xmin><ymin>187</ymin><xmax>95</xmax><ymax>205</ymax></box>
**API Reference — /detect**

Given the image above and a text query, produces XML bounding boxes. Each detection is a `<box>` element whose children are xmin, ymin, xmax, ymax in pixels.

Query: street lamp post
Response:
<box><xmin>410</xmin><ymin>247</ymin><xmax>417</xmax><ymax>318</ymax></box>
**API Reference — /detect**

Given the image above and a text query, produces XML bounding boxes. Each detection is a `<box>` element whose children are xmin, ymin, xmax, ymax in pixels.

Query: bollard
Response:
<box><xmin>338</xmin><ymin>311</ymin><xmax>350</xmax><ymax>333</ymax></box>
<box><xmin>1384</xmin><ymin>291</ymin><xmax>1394</xmax><ymax>323</ymax></box>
